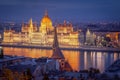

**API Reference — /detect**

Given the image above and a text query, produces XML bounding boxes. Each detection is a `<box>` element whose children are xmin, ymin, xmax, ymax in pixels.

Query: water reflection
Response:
<box><xmin>3</xmin><ymin>47</ymin><xmax>120</xmax><ymax>72</ymax></box>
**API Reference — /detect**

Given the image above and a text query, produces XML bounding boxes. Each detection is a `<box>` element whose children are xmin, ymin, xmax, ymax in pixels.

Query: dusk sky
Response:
<box><xmin>0</xmin><ymin>0</ymin><xmax>120</xmax><ymax>23</ymax></box>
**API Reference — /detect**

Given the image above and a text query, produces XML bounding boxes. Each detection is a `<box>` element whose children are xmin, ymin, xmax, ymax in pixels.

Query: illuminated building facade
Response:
<box><xmin>3</xmin><ymin>11</ymin><xmax>79</xmax><ymax>46</ymax></box>
<box><xmin>3</xmin><ymin>11</ymin><xmax>119</xmax><ymax>47</ymax></box>
<box><xmin>40</xmin><ymin>10</ymin><xmax>53</xmax><ymax>34</ymax></box>
<box><xmin>94</xmin><ymin>32</ymin><xmax>120</xmax><ymax>47</ymax></box>
<box><xmin>22</xmin><ymin>19</ymin><xmax>37</xmax><ymax>33</ymax></box>
<box><xmin>85</xmin><ymin>29</ymin><xmax>96</xmax><ymax>45</ymax></box>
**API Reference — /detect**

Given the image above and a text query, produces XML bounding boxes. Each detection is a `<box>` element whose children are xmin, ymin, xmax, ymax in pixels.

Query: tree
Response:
<box><xmin>114</xmin><ymin>74</ymin><xmax>120</xmax><ymax>80</ymax></box>
<box><xmin>0</xmin><ymin>47</ymin><xmax>4</xmax><ymax>59</ymax></box>
<box><xmin>43</xmin><ymin>73</ymin><xmax>49</xmax><ymax>80</ymax></box>
<box><xmin>26</xmin><ymin>68</ymin><xmax>33</xmax><ymax>80</ymax></box>
<box><xmin>104</xmin><ymin>37</ymin><xmax>111</xmax><ymax>42</ymax></box>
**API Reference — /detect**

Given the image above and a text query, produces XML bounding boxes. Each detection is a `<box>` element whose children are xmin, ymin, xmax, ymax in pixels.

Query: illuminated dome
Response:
<box><xmin>41</xmin><ymin>15</ymin><xmax>52</xmax><ymax>24</ymax></box>
<box><xmin>41</xmin><ymin>10</ymin><xmax>52</xmax><ymax>26</ymax></box>
<box><xmin>40</xmin><ymin>10</ymin><xmax>53</xmax><ymax>33</ymax></box>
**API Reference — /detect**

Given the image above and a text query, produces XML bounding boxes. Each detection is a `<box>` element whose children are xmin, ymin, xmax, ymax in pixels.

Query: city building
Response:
<box><xmin>85</xmin><ymin>29</ymin><xmax>96</xmax><ymax>45</ymax></box>
<box><xmin>2</xmin><ymin>11</ymin><xmax>120</xmax><ymax>48</ymax></box>
<box><xmin>3</xmin><ymin>11</ymin><xmax>80</xmax><ymax>46</ymax></box>
<box><xmin>95</xmin><ymin>32</ymin><xmax>120</xmax><ymax>47</ymax></box>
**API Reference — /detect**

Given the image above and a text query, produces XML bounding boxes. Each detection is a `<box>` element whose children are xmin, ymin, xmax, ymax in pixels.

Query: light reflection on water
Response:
<box><xmin>3</xmin><ymin>47</ymin><xmax>120</xmax><ymax>72</ymax></box>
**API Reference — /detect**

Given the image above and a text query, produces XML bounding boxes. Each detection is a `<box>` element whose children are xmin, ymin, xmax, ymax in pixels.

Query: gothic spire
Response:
<box><xmin>29</xmin><ymin>18</ymin><xmax>33</xmax><ymax>26</ymax></box>
<box><xmin>29</xmin><ymin>18</ymin><xmax>33</xmax><ymax>33</ymax></box>
<box><xmin>51</xmin><ymin>26</ymin><xmax>64</xmax><ymax>59</ymax></box>
<box><xmin>44</xmin><ymin>9</ymin><xmax>48</xmax><ymax>16</ymax></box>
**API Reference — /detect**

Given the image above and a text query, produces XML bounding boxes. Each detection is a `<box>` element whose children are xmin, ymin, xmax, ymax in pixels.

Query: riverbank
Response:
<box><xmin>0</xmin><ymin>43</ymin><xmax>120</xmax><ymax>52</ymax></box>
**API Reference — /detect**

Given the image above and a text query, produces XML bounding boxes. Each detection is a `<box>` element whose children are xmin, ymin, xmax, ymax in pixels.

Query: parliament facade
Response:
<box><xmin>3</xmin><ymin>11</ymin><xmax>80</xmax><ymax>46</ymax></box>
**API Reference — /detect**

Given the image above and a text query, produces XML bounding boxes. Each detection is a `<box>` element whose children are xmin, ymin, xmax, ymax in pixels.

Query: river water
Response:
<box><xmin>3</xmin><ymin>47</ymin><xmax>120</xmax><ymax>72</ymax></box>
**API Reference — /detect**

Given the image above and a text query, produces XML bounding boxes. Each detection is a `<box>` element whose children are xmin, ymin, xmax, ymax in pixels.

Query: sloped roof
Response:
<box><xmin>51</xmin><ymin>27</ymin><xmax>64</xmax><ymax>59</ymax></box>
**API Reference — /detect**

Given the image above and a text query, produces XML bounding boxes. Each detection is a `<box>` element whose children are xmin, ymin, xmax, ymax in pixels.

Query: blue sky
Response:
<box><xmin>0</xmin><ymin>0</ymin><xmax>120</xmax><ymax>23</ymax></box>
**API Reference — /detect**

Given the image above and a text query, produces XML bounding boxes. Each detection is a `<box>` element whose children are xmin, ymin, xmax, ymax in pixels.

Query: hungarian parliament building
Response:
<box><xmin>2</xmin><ymin>11</ymin><xmax>85</xmax><ymax>46</ymax></box>
<box><xmin>3</xmin><ymin>11</ymin><xmax>118</xmax><ymax>47</ymax></box>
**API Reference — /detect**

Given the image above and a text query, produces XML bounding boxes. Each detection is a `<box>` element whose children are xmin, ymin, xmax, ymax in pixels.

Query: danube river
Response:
<box><xmin>3</xmin><ymin>47</ymin><xmax>120</xmax><ymax>72</ymax></box>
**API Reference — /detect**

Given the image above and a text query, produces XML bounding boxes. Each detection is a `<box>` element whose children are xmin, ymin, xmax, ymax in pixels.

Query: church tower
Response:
<box><xmin>51</xmin><ymin>27</ymin><xmax>64</xmax><ymax>59</ymax></box>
